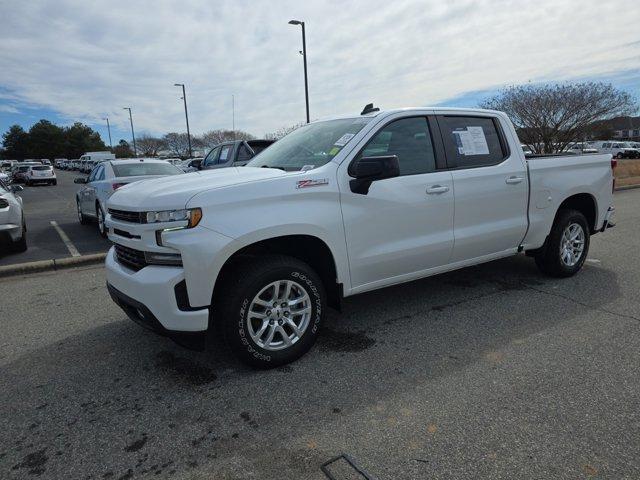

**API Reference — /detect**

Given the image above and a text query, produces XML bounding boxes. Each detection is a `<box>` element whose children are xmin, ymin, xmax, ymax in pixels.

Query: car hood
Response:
<box><xmin>107</xmin><ymin>167</ymin><xmax>287</xmax><ymax>211</ymax></box>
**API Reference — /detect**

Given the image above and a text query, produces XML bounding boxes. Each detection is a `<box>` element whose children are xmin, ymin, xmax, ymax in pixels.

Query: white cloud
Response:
<box><xmin>1</xmin><ymin>0</ymin><xmax>639</xmax><ymax>136</ymax></box>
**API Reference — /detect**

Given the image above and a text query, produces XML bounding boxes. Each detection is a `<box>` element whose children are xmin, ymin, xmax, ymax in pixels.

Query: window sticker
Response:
<box><xmin>334</xmin><ymin>133</ymin><xmax>355</xmax><ymax>147</ymax></box>
<box><xmin>329</xmin><ymin>147</ymin><xmax>340</xmax><ymax>156</ymax></box>
<box><xmin>453</xmin><ymin>126</ymin><xmax>490</xmax><ymax>156</ymax></box>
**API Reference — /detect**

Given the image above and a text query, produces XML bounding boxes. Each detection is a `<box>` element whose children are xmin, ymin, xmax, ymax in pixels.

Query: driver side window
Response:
<box><xmin>203</xmin><ymin>147</ymin><xmax>221</xmax><ymax>167</ymax></box>
<box><xmin>359</xmin><ymin>117</ymin><xmax>436</xmax><ymax>176</ymax></box>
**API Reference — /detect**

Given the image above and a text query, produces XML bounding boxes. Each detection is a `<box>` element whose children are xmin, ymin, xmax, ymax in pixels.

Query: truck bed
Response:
<box><xmin>522</xmin><ymin>153</ymin><xmax>614</xmax><ymax>249</ymax></box>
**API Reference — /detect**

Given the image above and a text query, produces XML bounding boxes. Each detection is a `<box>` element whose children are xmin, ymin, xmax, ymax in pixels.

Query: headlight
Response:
<box><xmin>145</xmin><ymin>208</ymin><xmax>202</xmax><ymax>228</ymax></box>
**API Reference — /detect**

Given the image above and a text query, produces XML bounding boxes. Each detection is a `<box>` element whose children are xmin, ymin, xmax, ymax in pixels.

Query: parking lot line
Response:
<box><xmin>50</xmin><ymin>220</ymin><xmax>81</xmax><ymax>257</ymax></box>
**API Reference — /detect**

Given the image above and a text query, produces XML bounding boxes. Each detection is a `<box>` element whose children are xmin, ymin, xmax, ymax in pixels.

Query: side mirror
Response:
<box><xmin>10</xmin><ymin>185</ymin><xmax>24</xmax><ymax>193</ymax></box>
<box><xmin>74</xmin><ymin>177</ymin><xmax>87</xmax><ymax>184</ymax></box>
<box><xmin>348</xmin><ymin>155</ymin><xmax>400</xmax><ymax>194</ymax></box>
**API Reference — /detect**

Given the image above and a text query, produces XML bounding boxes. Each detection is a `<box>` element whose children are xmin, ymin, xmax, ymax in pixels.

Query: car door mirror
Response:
<box><xmin>74</xmin><ymin>177</ymin><xmax>87</xmax><ymax>184</ymax></box>
<box><xmin>10</xmin><ymin>185</ymin><xmax>24</xmax><ymax>193</ymax></box>
<box><xmin>348</xmin><ymin>155</ymin><xmax>400</xmax><ymax>195</ymax></box>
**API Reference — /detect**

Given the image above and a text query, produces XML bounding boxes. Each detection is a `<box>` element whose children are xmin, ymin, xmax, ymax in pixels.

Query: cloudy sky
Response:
<box><xmin>1</xmin><ymin>0</ymin><xmax>639</xmax><ymax>144</ymax></box>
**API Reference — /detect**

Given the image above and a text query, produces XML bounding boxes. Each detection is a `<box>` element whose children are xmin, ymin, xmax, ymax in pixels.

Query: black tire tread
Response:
<box><xmin>535</xmin><ymin>209</ymin><xmax>589</xmax><ymax>278</ymax></box>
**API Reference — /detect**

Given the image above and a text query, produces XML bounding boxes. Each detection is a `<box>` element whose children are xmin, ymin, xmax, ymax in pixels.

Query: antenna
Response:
<box><xmin>361</xmin><ymin>103</ymin><xmax>380</xmax><ymax>115</ymax></box>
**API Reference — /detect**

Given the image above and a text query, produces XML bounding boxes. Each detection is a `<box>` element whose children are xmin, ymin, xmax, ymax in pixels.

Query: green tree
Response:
<box><xmin>1</xmin><ymin>124</ymin><xmax>29</xmax><ymax>160</ymax></box>
<box><xmin>64</xmin><ymin>122</ymin><xmax>107</xmax><ymax>159</ymax></box>
<box><xmin>113</xmin><ymin>139</ymin><xmax>134</xmax><ymax>158</ymax></box>
<box><xmin>27</xmin><ymin>120</ymin><xmax>66</xmax><ymax>159</ymax></box>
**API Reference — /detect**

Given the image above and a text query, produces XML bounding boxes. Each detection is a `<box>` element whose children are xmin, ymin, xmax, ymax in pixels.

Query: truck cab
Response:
<box><xmin>199</xmin><ymin>139</ymin><xmax>275</xmax><ymax>170</ymax></box>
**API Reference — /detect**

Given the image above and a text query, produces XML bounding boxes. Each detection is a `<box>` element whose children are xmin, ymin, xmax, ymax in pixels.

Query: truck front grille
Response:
<box><xmin>114</xmin><ymin>244</ymin><xmax>148</xmax><ymax>271</ymax></box>
<box><xmin>109</xmin><ymin>209</ymin><xmax>144</xmax><ymax>223</ymax></box>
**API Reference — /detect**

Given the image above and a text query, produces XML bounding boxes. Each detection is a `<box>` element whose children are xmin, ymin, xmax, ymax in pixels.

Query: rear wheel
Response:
<box><xmin>216</xmin><ymin>254</ymin><xmax>326</xmax><ymax>368</ymax></box>
<box><xmin>96</xmin><ymin>204</ymin><xmax>107</xmax><ymax>238</ymax></box>
<box><xmin>616</xmin><ymin>152</ymin><xmax>624</xmax><ymax>159</ymax></box>
<box><xmin>77</xmin><ymin>198</ymin><xmax>89</xmax><ymax>225</ymax></box>
<box><xmin>12</xmin><ymin>216</ymin><xmax>27</xmax><ymax>252</ymax></box>
<box><xmin>535</xmin><ymin>209</ymin><xmax>590</xmax><ymax>277</ymax></box>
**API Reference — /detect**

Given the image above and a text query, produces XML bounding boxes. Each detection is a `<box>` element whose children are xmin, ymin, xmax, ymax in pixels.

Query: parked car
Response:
<box><xmin>54</xmin><ymin>158</ymin><xmax>68</xmax><ymax>168</ymax></box>
<box><xmin>565</xmin><ymin>142</ymin><xmax>598</xmax><ymax>154</ymax></box>
<box><xmin>25</xmin><ymin>165</ymin><xmax>57</xmax><ymax>186</ymax></box>
<box><xmin>179</xmin><ymin>158</ymin><xmax>203</xmax><ymax>172</ymax></box>
<box><xmin>75</xmin><ymin>158</ymin><xmax>184</xmax><ymax>237</ymax></box>
<box><xmin>593</xmin><ymin>141</ymin><xmax>640</xmax><ymax>159</ymax></box>
<box><xmin>1</xmin><ymin>160</ymin><xmax>17</xmax><ymax>172</ymax></box>
<box><xmin>78</xmin><ymin>152</ymin><xmax>116</xmax><ymax>173</ymax></box>
<box><xmin>0</xmin><ymin>171</ymin><xmax>10</xmax><ymax>184</ymax></box>
<box><xmin>0</xmin><ymin>180</ymin><xmax>27</xmax><ymax>252</ymax></box>
<box><xmin>11</xmin><ymin>162</ymin><xmax>41</xmax><ymax>183</ymax></box>
<box><xmin>104</xmin><ymin>106</ymin><xmax>615</xmax><ymax>368</ymax></box>
<box><xmin>199</xmin><ymin>140</ymin><xmax>275</xmax><ymax>170</ymax></box>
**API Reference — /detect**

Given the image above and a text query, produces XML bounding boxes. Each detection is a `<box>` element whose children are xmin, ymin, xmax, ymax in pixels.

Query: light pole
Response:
<box><xmin>174</xmin><ymin>83</ymin><xmax>192</xmax><ymax>157</ymax></box>
<box><xmin>232</xmin><ymin>94</ymin><xmax>235</xmax><ymax>140</ymax></box>
<box><xmin>102</xmin><ymin>117</ymin><xmax>112</xmax><ymax>149</ymax></box>
<box><xmin>288</xmin><ymin>19</ymin><xmax>310</xmax><ymax>123</ymax></box>
<box><xmin>122</xmin><ymin>107</ymin><xmax>137</xmax><ymax>156</ymax></box>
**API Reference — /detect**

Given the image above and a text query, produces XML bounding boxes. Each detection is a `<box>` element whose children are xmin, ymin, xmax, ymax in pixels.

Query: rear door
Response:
<box><xmin>437</xmin><ymin>114</ymin><xmax>528</xmax><ymax>262</ymax></box>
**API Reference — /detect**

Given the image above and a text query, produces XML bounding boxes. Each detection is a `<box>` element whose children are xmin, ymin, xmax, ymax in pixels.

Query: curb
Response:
<box><xmin>615</xmin><ymin>183</ymin><xmax>640</xmax><ymax>191</ymax></box>
<box><xmin>0</xmin><ymin>252</ymin><xmax>106</xmax><ymax>279</ymax></box>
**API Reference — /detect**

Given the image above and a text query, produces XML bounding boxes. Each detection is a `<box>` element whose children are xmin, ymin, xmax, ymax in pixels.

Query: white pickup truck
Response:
<box><xmin>104</xmin><ymin>107</ymin><xmax>616</xmax><ymax>368</ymax></box>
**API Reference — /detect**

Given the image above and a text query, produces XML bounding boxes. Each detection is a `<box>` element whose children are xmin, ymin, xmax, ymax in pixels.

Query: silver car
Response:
<box><xmin>74</xmin><ymin>158</ymin><xmax>184</xmax><ymax>237</ymax></box>
<box><xmin>0</xmin><ymin>180</ymin><xmax>26</xmax><ymax>252</ymax></box>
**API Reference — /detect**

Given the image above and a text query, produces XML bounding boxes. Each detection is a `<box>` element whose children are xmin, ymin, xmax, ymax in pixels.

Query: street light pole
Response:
<box><xmin>232</xmin><ymin>94</ymin><xmax>235</xmax><ymax>140</ymax></box>
<box><xmin>123</xmin><ymin>107</ymin><xmax>137</xmax><ymax>156</ymax></box>
<box><xmin>102</xmin><ymin>117</ymin><xmax>112</xmax><ymax>149</ymax></box>
<box><xmin>174</xmin><ymin>83</ymin><xmax>192</xmax><ymax>157</ymax></box>
<box><xmin>289</xmin><ymin>19</ymin><xmax>310</xmax><ymax>123</ymax></box>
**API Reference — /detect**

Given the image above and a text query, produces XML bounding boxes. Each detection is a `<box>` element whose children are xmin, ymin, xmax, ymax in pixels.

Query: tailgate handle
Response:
<box><xmin>505</xmin><ymin>176</ymin><xmax>524</xmax><ymax>185</ymax></box>
<box><xmin>426</xmin><ymin>185</ymin><xmax>449</xmax><ymax>194</ymax></box>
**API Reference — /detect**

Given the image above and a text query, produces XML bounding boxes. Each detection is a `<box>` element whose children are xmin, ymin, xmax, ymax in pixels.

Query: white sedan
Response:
<box><xmin>75</xmin><ymin>158</ymin><xmax>184</xmax><ymax>237</ymax></box>
<box><xmin>0</xmin><ymin>180</ymin><xmax>27</xmax><ymax>252</ymax></box>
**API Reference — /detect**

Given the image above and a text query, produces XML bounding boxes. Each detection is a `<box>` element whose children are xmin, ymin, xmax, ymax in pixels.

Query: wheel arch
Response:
<box><xmin>556</xmin><ymin>192</ymin><xmax>597</xmax><ymax>233</ymax></box>
<box><xmin>212</xmin><ymin>234</ymin><xmax>343</xmax><ymax>311</ymax></box>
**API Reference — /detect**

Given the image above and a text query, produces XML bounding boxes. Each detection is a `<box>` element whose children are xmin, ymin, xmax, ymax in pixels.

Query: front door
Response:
<box><xmin>340</xmin><ymin>116</ymin><xmax>455</xmax><ymax>291</ymax></box>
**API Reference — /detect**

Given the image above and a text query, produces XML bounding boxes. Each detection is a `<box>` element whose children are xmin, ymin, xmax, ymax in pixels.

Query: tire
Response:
<box><xmin>26</xmin><ymin>180</ymin><xmax>32</xmax><ymax>186</ymax></box>
<box><xmin>12</xmin><ymin>217</ymin><xmax>27</xmax><ymax>253</ymax></box>
<box><xmin>616</xmin><ymin>152</ymin><xmax>624</xmax><ymax>159</ymax></box>
<box><xmin>96</xmin><ymin>204</ymin><xmax>107</xmax><ymax>238</ymax></box>
<box><xmin>535</xmin><ymin>209</ymin><xmax>590</xmax><ymax>278</ymax></box>
<box><xmin>52</xmin><ymin>179</ymin><xmax>57</xmax><ymax>186</ymax></box>
<box><xmin>77</xmin><ymin>199</ymin><xmax>89</xmax><ymax>225</ymax></box>
<box><xmin>216</xmin><ymin>254</ymin><xmax>326</xmax><ymax>368</ymax></box>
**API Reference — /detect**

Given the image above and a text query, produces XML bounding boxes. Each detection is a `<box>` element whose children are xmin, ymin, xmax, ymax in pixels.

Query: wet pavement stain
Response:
<box><xmin>124</xmin><ymin>434</ymin><xmax>148</xmax><ymax>453</ymax></box>
<box><xmin>11</xmin><ymin>448</ymin><xmax>48</xmax><ymax>476</ymax></box>
<box><xmin>240</xmin><ymin>412</ymin><xmax>259</xmax><ymax>429</ymax></box>
<box><xmin>319</xmin><ymin>329</ymin><xmax>376</xmax><ymax>352</ymax></box>
<box><xmin>154</xmin><ymin>351</ymin><xmax>217</xmax><ymax>386</ymax></box>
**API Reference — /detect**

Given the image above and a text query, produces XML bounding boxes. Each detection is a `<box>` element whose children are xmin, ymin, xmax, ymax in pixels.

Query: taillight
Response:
<box><xmin>112</xmin><ymin>183</ymin><xmax>127</xmax><ymax>190</ymax></box>
<box><xmin>611</xmin><ymin>158</ymin><xmax>617</xmax><ymax>193</ymax></box>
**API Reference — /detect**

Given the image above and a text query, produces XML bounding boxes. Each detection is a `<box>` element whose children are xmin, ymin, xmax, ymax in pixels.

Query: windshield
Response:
<box><xmin>111</xmin><ymin>162</ymin><xmax>183</xmax><ymax>177</ymax></box>
<box><xmin>31</xmin><ymin>166</ymin><xmax>51</xmax><ymax>171</ymax></box>
<box><xmin>247</xmin><ymin>118</ymin><xmax>370</xmax><ymax>171</ymax></box>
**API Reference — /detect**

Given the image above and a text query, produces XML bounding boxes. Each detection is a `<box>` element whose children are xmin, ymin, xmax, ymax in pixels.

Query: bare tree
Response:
<box><xmin>162</xmin><ymin>132</ymin><xmax>191</xmax><ymax>157</ymax></box>
<box><xmin>265</xmin><ymin>122</ymin><xmax>305</xmax><ymax>140</ymax></box>
<box><xmin>480</xmin><ymin>82</ymin><xmax>637</xmax><ymax>154</ymax></box>
<box><xmin>198</xmin><ymin>129</ymin><xmax>255</xmax><ymax>148</ymax></box>
<box><xmin>136</xmin><ymin>134</ymin><xmax>166</xmax><ymax>157</ymax></box>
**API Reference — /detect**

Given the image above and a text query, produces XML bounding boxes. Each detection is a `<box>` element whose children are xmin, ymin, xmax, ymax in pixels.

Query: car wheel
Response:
<box><xmin>96</xmin><ymin>204</ymin><xmax>107</xmax><ymax>238</ymax></box>
<box><xmin>52</xmin><ymin>179</ymin><xmax>57</xmax><ymax>186</ymax></box>
<box><xmin>616</xmin><ymin>152</ymin><xmax>624</xmax><ymax>159</ymax></box>
<box><xmin>77</xmin><ymin>199</ymin><xmax>89</xmax><ymax>225</ymax></box>
<box><xmin>217</xmin><ymin>254</ymin><xmax>326</xmax><ymax>368</ymax></box>
<box><xmin>535</xmin><ymin>209</ymin><xmax>590</xmax><ymax>278</ymax></box>
<box><xmin>26</xmin><ymin>180</ymin><xmax>31</xmax><ymax>186</ymax></box>
<box><xmin>12</xmin><ymin>217</ymin><xmax>27</xmax><ymax>253</ymax></box>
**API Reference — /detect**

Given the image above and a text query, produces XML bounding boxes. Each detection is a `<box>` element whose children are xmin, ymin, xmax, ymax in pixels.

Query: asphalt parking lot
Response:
<box><xmin>0</xmin><ymin>169</ymin><xmax>110</xmax><ymax>266</ymax></box>
<box><xmin>0</xmin><ymin>188</ymin><xmax>639</xmax><ymax>480</ymax></box>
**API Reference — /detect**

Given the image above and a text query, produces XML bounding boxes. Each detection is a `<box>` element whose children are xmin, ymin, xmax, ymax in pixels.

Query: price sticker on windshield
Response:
<box><xmin>334</xmin><ymin>133</ymin><xmax>355</xmax><ymax>147</ymax></box>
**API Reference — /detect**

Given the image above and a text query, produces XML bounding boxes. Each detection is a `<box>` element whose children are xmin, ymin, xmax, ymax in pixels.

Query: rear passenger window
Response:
<box><xmin>217</xmin><ymin>145</ymin><xmax>233</xmax><ymax>164</ymax></box>
<box><xmin>359</xmin><ymin>117</ymin><xmax>436</xmax><ymax>176</ymax></box>
<box><xmin>440</xmin><ymin>116</ymin><xmax>506</xmax><ymax>168</ymax></box>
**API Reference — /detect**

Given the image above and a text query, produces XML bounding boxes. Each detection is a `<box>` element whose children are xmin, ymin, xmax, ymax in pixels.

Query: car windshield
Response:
<box><xmin>247</xmin><ymin>117</ymin><xmax>371</xmax><ymax>171</ymax></box>
<box><xmin>111</xmin><ymin>162</ymin><xmax>183</xmax><ymax>177</ymax></box>
<box><xmin>31</xmin><ymin>166</ymin><xmax>51</xmax><ymax>171</ymax></box>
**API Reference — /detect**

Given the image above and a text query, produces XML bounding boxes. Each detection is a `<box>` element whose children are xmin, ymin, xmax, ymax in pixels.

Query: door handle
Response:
<box><xmin>426</xmin><ymin>185</ymin><xmax>450</xmax><ymax>194</ymax></box>
<box><xmin>505</xmin><ymin>176</ymin><xmax>524</xmax><ymax>185</ymax></box>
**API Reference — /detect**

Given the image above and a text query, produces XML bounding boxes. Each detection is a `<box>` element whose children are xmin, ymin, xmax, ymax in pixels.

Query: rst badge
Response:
<box><xmin>296</xmin><ymin>178</ymin><xmax>329</xmax><ymax>189</ymax></box>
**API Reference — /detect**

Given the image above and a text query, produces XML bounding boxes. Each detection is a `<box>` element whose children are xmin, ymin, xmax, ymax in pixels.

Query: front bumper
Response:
<box><xmin>0</xmin><ymin>223</ymin><xmax>23</xmax><ymax>242</ymax></box>
<box><xmin>105</xmin><ymin>247</ymin><xmax>209</xmax><ymax>349</ymax></box>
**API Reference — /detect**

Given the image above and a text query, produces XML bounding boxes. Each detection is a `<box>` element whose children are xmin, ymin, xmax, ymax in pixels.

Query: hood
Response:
<box><xmin>107</xmin><ymin>167</ymin><xmax>287</xmax><ymax>211</ymax></box>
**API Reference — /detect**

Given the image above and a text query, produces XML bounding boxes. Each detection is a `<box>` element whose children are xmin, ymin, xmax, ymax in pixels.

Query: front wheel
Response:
<box><xmin>616</xmin><ymin>152</ymin><xmax>624</xmax><ymax>159</ymax></box>
<box><xmin>217</xmin><ymin>255</ymin><xmax>326</xmax><ymax>368</ymax></box>
<box><xmin>535</xmin><ymin>209</ymin><xmax>590</xmax><ymax>277</ymax></box>
<box><xmin>96</xmin><ymin>204</ymin><xmax>107</xmax><ymax>238</ymax></box>
<box><xmin>77</xmin><ymin>199</ymin><xmax>89</xmax><ymax>225</ymax></box>
<box><xmin>12</xmin><ymin>217</ymin><xmax>27</xmax><ymax>252</ymax></box>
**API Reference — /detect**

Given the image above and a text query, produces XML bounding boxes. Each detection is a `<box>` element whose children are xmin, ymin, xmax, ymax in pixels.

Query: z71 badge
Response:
<box><xmin>296</xmin><ymin>178</ymin><xmax>329</xmax><ymax>189</ymax></box>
